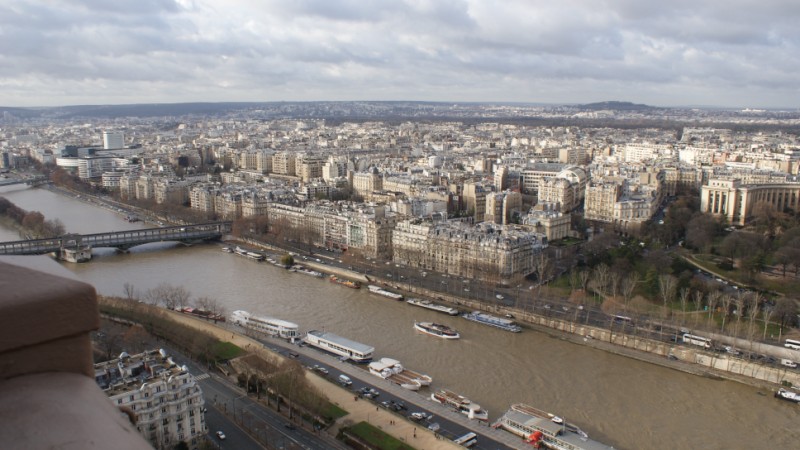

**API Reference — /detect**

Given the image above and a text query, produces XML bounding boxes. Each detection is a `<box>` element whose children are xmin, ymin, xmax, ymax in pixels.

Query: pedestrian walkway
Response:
<box><xmin>162</xmin><ymin>310</ymin><xmax>462</xmax><ymax>449</ymax></box>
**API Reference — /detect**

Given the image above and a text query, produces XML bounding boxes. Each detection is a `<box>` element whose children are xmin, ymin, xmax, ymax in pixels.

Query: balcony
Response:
<box><xmin>0</xmin><ymin>259</ymin><xmax>152</xmax><ymax>449</ymax></box>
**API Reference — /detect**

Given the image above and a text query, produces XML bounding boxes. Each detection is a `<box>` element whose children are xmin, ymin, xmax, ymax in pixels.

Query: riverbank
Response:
<box><xmin>154</xmin><ymin>307</ymin><xmax>460</xmax><ymax>450</ymax></box>
<box><xmin>41</xmin><ymin>183</ymin><xmax>797</xmax><ymax>393</ymax></box>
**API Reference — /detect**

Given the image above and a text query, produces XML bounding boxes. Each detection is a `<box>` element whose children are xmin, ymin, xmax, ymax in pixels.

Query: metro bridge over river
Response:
<box><xmin>0</xmin><ymin>222</ymin><xmax>232</xmax><ymax>262</ymax></box>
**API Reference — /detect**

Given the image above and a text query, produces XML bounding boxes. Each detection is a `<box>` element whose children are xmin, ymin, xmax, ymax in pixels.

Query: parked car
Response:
<box><xmin>215</xmin><ymin>431</ymin><xmax>226</xmax><ymax>440</ymax></box>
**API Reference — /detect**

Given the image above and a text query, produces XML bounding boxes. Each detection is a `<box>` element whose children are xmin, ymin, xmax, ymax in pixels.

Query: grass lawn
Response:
<box><xmin>347</xmin><ymin>421</ymin><xmax>415</xmax><ymax>450</ymax></box>
<box><xmin>321</xmin><ymin>402</ymin><xmax>348</xmax><ymax>421</ymax></box>
<box><xmin>212</xmin><ymin>341</ymin><xmax>245</xmax><ymax>361</ymax></box>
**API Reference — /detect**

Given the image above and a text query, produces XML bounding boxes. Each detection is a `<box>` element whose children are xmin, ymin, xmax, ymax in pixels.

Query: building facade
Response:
<box><xmin>94</xmin><ymin>350</ymin><xmax>206</xmax><ymax>450</ymax></box>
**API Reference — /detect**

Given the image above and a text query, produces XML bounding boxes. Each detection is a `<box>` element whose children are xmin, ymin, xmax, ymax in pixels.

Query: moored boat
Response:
<box><xmin>493</xmin><ymin>403</ymin><xmax>614</xmax><ymax>450</ymax></box>
<box><xmin>294</xmin><ymin>265</ymin><xmax>324</xmax><ymax>277</ymax></box>
<box><xmin>414</xmin><ymin>321</ymin><xmax>460</xmax><ymax>339</ymax></box>
<box><xmin>304</xmin><ymin>330</ymin><xmax>373</xmax><ymax>363</ymax></box>
<box><xmin>177</xmin><ymin>306</ymin><xmax>226</xmax><ymax>322</ymax></box>
<box><xmin>367</xmin><ymin>284</ymin><xmax>404</xmax><ymax>300</ymax></box>
<box><xmin>430</xmin><ymin>389</ymin><xmax>488</xmax><ymax>421</ymax></box>
<box><xmin>330</xmin><ymin>275</ymin><xmax>361</xmax><ymax>289</ymax></box>
<box><xmin>406</xmin><ymin>298</ymin><xmax>459</xmax><ymax>315</ymax></box>
<box><xmin>775</xmin><ymin>388</ymin><xmax>800</xmax><ymax>403</ymax></box>
<box><xmin>462</xmin><ymin>311</ymin><xmax>521</xmax><ymax>332</ymax></box>
<box><xmin>230</xmin><ymin>310</ymin><xmax>299</xmax><ymax>341</ymax></box>
<box><xmin>368</xmin><ymin>357</ymin><xmax>432</xmax><ymax>391</ymax></box>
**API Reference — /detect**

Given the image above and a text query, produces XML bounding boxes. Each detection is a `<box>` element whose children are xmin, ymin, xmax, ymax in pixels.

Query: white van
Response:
<box><xmin>338</xmin><ymin>374</ymin><xmax>352</xmax><ymax>386</ymax></box>
<box><xmin>781</xmin><ymin>359</ymin><xmax>798</xmax><ymax>368</ymax></box>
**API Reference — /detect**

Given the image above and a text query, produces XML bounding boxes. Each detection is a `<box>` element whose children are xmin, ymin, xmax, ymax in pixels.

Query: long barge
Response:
<box><xmin>367</xmin><ymin>284</ymin><xmax>404</xmax><ymax>300</ymax></box>
<box><xmin>407</xmin><ymin>298</ymin><xmax>459</xmax><ymax>315</ymax></box>
<box><xmin>304</xmin><ymin>330</ymin><xmax>374</xmax><ymax>363</ymax></box>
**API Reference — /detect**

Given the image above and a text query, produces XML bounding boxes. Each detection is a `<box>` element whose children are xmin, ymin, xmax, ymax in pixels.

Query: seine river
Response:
<box><xmin>1</xmin><ymin>185</ymin><xmax>798</xmax><ymax>449</ymax></box>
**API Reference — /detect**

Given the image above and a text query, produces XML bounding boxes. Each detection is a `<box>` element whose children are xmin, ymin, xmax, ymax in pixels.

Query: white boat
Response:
<box><xmin>775</xmin><ymin>388</ymin><xmax>800</xmax><ymax>403</ymax></box>
<box><xmin>367</xmin><ymin>284</ymin><xmax>404</xmax><ymax>300</ymax></box>
<box><xmin>493</xmin><ymin>403</ymin><xmax>615</xmax><ymax>450</ymax></box>
<box><xmin>462</xmin><ymin>311</ymin><xmax>521</xmax><ymax>333</ymax></box>
<box><xmin>233</xmin><ymin>246</ymin><xmax>265</xmax><ymax>261</ymax></box>
<box><xmin>368</xmin><ymin>357</ymin><xmax>432</xmax><ymax>391</ymax></box>
<box><xmin>430</xmin><ymin>389</ymin><xmax>488</xmax><ymax>421</ymax></box>
<box><xmin>406</xmin><ymin>298</ymin><xmax>459</xmax><ymax>316</ymax></box>
<box><xmin>230</xmin><ymin>310</ymin><xmax>299</xmax><ymax>341</ymax></box>
<box><xmin>294</xmin><ymin>265</ymin><xmax>324</xmax><ymax>277</ymax></box>
<box><xmin>414</xmin><ymin>321</ymin><xmax>460</xmax><ymax>339</ymax></box>
<box><xmin>304</xmin><ymin>330</ymin><xmax>374</xmax><ymax>363</ymax></box>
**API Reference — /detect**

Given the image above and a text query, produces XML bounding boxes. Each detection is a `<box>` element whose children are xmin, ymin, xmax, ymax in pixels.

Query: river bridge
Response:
<box><xmin>0</xmin><ymin>222</ymin><xmax>232</xmax><ymax>261</ymax></box>
<box><xmin>0</xmin><ymin>176</ymin><xmax>49</xmax><ymax>187</ymax></box>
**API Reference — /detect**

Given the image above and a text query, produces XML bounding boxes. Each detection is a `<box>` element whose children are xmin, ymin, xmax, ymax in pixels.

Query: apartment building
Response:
<box><xmin>392</xmin><ymin>219</ymin><xmax>545</xmax><ymax>281</ymax></box>
<box><xmin>521</xmin><ymin>206</ymin><xmax>571</xmax><ymax>241</ymax></box>
<box><xmin>94</xmin><ymin>349</ymin><xmax>206</xmax><ymax>450</ymax></box>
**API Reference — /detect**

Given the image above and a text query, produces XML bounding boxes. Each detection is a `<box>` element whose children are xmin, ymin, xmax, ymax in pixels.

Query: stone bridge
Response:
<box><xmin>0</xmin><ymin>222</ymin><xmax>232</xmax><ymax>261</ymax></box>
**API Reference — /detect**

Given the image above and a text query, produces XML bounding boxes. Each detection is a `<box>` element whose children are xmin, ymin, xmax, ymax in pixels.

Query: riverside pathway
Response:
<box><xmin>161</xmin><ymin>309</ymin><xmax>469</xmax><ymax>450</ymax></box>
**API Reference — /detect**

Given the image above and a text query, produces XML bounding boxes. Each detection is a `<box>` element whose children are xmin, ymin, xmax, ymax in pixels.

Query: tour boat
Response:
<box><xmin>430</xmin><ymin>389</ymin><xmax>488</xmax><ymax>421</ymax></box>
<box><xmin>462</xmin><ymin>311</ymin><xmax>521</xmax><ymax>332</ymax></box>
<box><xmin>406</xmin><ymin>298</ymin><xmax>459</xmax><ymax>315</ymax></box>
<box><xmin>413</xmin><ymin>321</ymin><xmax>460</xmax><ymax>339</ymax></box>
<box><xmin>230</xmin><ymin>310</ymin><xmax>299</xmax><ymax>341</ymax></box>
<box><xmin>304</xmin><ymin>330</ymin><xmax>373</xmax><ymax>363</ymax></box>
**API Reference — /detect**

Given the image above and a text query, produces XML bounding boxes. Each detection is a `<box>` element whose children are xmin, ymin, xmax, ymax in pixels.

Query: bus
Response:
<box><xmin>453</xmin><ymin>432</ymin><xmax>478</xmax><ymax>447</ymax></box>
<box><xmin>682</xmin><ymin>334</ymin><xmax>712</xmax><ymax>349</ymax></box>
<box><xmin>785</xmin><ymin>339</ymin><xmax>800</xmax><ymax>350</ymax></box>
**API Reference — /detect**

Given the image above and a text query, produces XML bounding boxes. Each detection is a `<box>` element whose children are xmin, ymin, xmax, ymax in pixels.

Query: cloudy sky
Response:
<box><xmin>2</xmin><ymin>0</ymin><xmax>799</xmax><ymax>108</ymax></box>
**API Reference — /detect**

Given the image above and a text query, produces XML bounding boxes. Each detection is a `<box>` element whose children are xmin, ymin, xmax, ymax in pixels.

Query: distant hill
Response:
<box><xmin>577</xmin><ymin>101</ymin><xmax>658</xmax><ymax>111</ymax></box>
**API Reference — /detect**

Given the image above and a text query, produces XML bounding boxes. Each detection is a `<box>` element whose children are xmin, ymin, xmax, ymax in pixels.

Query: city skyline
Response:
<box><xmin>2</xmin><ymin>0</ymin><xmax>799</xmax><ymax>109</ymax></box>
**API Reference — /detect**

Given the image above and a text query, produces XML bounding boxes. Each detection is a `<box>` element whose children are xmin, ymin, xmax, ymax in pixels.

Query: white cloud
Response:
<box><xmin>0</xmin><ymin>0</ymin><xmax>798</xmax><ymax>107</ymax></box>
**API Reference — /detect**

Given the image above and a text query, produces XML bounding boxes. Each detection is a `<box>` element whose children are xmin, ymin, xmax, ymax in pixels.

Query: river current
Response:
<box><xmin>1</xmin><ymin>185</ymin><xmax>797</xmax><ymax>449</ymax></box>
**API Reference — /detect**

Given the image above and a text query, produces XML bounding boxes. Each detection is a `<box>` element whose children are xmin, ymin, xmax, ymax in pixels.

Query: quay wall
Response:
<box><xmin>230</xmin><ymin>237</ymin><xmax>800</xmax><ymax>390</ymax></box>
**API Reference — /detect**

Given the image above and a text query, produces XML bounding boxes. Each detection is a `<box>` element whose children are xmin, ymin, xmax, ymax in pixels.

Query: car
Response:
<box><xmin>288</xmin><ymin>351</ymin><xmax>299</xmax><ymax>358</ymax></box>
<box><xmin>724</xmin><ymin>346</ymin><xmax>742</xmax><ymax>356</ymax></box>
<box><xmin>358</xmin><ymin>387</ymin><xmax>380</xmax><ymax>398</ymax></box>
<box><xmin>408</xmin><ymin>412</ymin><xmax>432</xmax><ymax>422</ymax></box>
<box><xmin>314</xmin><ymin>365</ymin><xmax>329</xmax><ymax>375</ymax></box>
<box><xmin>284</xmin><ymin>423</ymin><xmax>297</xmax><ymax>430</ymax></box>
<box><xmin>215</xmin><ymin>431</ymin><xmax>226</xmax><ymax>440</ymax></box>
<box><xmin>427</xmin><ymin>422</ymin><xmax>441</xmax><ymax>432</ymax></box>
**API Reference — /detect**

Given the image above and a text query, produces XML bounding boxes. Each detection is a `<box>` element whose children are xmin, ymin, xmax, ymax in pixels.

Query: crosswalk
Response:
<box><xmin>194</xmin><ymin>373</ymin><xmax>210</xmax><ymax>381</ymax></box>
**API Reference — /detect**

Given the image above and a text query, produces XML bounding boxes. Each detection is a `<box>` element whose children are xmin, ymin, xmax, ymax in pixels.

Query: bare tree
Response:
<box><xmin>692</xmin><ymin>290</ymin><xmax>704</xmax><ymax>328</ymax></box>
<box><xmin>747</xmin><ymin>293</ymin><xmax>761</xmax><ymax>345</ymax></box>
<box><xmin>578</xmin><ymin>269</ymin><xmax>590</xmax><ymax>292</ymax></box>
<box><xmin>658</xmin><ymin>274</ymin><xmax>677</xmax><ymax>319</ymax></box>
<box><xmin>679</xmin><ymin>288</ymin><xmax>690</xmax><ymax>327</ymax></box>
<box><xmin>123</xmin><ymin>282</ymin><xmax>137</xmax><ymax>301</ymax></box>
<box><xmin>706</xmin><ymin>290</ymin><xmax>722</xmax><ymax>330</ymax></box>
<box><xmin>720</xmin><ymin>294</ymin><xmax>734</xmax><ymax>333</ymax></box>
<box><xmin>592</xmin><ymin>263</ymin><xmax>611</xmax><ymax>298</ymax></box>
<box><xmin>621</xmin><ymin>273</ymin><xmax>639</xmax><ymax>313</ymax></box>
<box><xmin>568</xmin><ymin>269</ymin><xmax>581</xmax><ymax>294</ymax></box>
<box><xmin>608</xmin><ymin>270</ymin><xmax>622</xmax><ymax>299</ymax></box>
<box><xmin>733</xmin><ymin>292</ymin><xmax>746</xmax><ymax>338</ymax></box>
<box><xmin>762</xmin><ymin>307</ymin><xmax>776</xmax><ymax>340</ymax></box>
